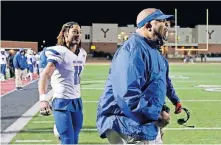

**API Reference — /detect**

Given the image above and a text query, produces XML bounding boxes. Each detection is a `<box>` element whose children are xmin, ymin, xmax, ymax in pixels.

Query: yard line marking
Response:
<box><xmin>82</xmin><ymin>127</ymin><xmax>221</xmax><ymax>131</ymax></box>
<box><xmin>85</xmin><ymin>63</ymin><xmax>111</xmax><ymax>66</ymax></box>
<box><xmin>33</xmin><ymin>121</ymin><xmax>54</xmax><ymax>124</ymax></box>
<box><xmin>15</xmin><ymin>140</ymin><xmax>52</xmax><ymax>143</ymax></box>
<box><xmin>82</xmin><ymin>100</ymin><xmax>221</xmax><ymax>103</ymax></box>
<box><xmin>179</xmin><ymin>100</ymin><xmax>221</xmax><ymax>102</ymax></box>
<box><xmin>83</xmin><ymin>101</ymin><xmax>99</xmax><ymax>103</ymax></box>
<box><xmin>81</xmin><ymin>87</ymin><xmax>204</xmax><ymax>90</ymax></box>
<box><xmin>171</xmin><ymin>73</ymin><xmax>221</xmax><ymax>76</ymax></box>
<box><xmin>81</xmin><ymin>88</ymin><xmax>104</xmax><ymax>90</ymax></box>
<box><xmin>10</xmin><ymin>127</ymin><xmax>221</xmax><ymax>133</ymax></box>
<box><xmin>82</xmin><ymin>80</ymin><xmax>106</xmax><ymax>83</ymax></box>
<box><xmin>81</xmin><ymin>80</ymin><xmax>216</xmax><ymax>83</ymax></box>
<box><xmin>171</xmin><ymin>80</ymin><xmax>213</xmax><ymax>82</ymax></box>
<box><xmin>164</xmin><ymin>127</ymin><xmax>221</xmax><ymax>130</ymax></box>
<box><xmin>0</xmin><ymin>90</ymin><xmax>54</xmax><ymax>145</ymax></box>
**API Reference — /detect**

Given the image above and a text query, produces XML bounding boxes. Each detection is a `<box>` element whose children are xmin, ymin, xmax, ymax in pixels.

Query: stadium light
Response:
<box><xmin>120</xmin><ymin>32</ymin><xmax>125</xmax><ymax>35</ymax></box>
<box><xmin>124</xmin><ymin>35</ymin><xmax>128</xmax><ymax>40</ymax></box>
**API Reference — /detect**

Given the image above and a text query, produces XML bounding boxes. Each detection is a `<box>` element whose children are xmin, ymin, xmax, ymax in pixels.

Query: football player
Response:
<box><xmin>38</xmin><ymin>21</ymin><xmax>87</xmax><ymax>144</ymax></box>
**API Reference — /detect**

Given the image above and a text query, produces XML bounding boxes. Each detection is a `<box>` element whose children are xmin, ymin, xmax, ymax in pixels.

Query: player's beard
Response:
<box><xmin>66</xmin><ymin>39</ymin><xmax>79</xmax><ymax>49</ymax></box>
<box><xmin>66</xmin><ymin>39</ymin><xmax>80</xmax><ymax>55</ymax></box>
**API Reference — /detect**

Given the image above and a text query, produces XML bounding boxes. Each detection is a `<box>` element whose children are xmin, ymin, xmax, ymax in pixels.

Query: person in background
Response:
<box><xmin>8</xmin><ymin>52</ymin><xmax>15</xmax><ymax>79</ymax></box>
<box><xmin>35</xmin><ymin>52</ymin><xmax>40</xmax><ymax>76</ymax></box>
<box><xmin>39</xmin><ymin>47</ymin><xmax>47</xmax><ymax>74</ymax></box>
<box><xmin>13</xmin><ymin>48</ymin><xmax>28</xmax><ymax>90</ymax></box>
<box><xmin>0</xmin><ymin>49</ymin><xmax>7</xmax><ymax>81</ymax></box>
<box><xmin>26</xmin><ymin>49</ymin><xmax>35</xmax><ymax>81</ymax></box>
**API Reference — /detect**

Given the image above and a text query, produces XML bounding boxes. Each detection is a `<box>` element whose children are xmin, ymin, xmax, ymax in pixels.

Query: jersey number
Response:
<box><xmin>74</xmin><ymin>66</ymin><xmax>82</xmax><ymax>85</ymax></box>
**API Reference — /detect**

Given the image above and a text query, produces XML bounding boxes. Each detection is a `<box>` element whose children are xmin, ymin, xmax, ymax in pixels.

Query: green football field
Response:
<box><xmin>10</xmin><ymin>63</ymin><xmax>221</xmax><ymax>144</ymax></box>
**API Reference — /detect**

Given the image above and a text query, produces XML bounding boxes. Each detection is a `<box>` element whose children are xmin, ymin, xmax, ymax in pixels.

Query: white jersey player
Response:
<box><xmin>35</xmin><ymin>53</ymin><xmax>40</xmax><ymax>76</ymax></box>
<box><xmin>38</xmin><ymin>22</ymin><xmax>87</xmax><ymax>144</ymax></box>
<box><xmin>44</xmin><ymin>45</ymin><xmax>87</xmax><ymax>99</ymax></box>
<box><xmin>26</xmin><ymin>49</ymin><xmax>36</xmax><ymax>81</ymax></box>
<box><xmin>0</xmin><ymin>49</ymin><xmax>7</xmax><ymax>81</ymax></box>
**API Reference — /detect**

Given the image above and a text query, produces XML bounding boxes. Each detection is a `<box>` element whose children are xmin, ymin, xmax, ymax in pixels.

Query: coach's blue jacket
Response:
<box><xmin>13</xmin><ymin>48</ymin><xmax>28</xmax><ymax>70</ymax></box>
<box><xmin>96</xmin><ymin>32</ymin><xmax>168</xmax><ymax>141</ymax></box>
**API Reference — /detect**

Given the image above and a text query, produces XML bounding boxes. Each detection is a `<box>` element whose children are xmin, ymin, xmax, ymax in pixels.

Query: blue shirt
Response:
<box><xmin>96</xmin><ymin>33</ymin><xmax>168</xmax><ymax>141</ymax></box>
<box><xmin>13</xmin><ymin>49</ymin><xmax>28</xmax><ymax>70</ymax></box>
<box><xmin>39</xmin><ymin>48</ymin><xmax>47</xmax><ymax>68</ymax></box>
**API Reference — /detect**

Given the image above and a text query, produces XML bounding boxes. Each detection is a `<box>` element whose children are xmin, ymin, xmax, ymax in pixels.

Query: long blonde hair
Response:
<box><xmin>56</xmin><ymin>22</ymin><xmax>79</xmax><ymax>46</ymax></box>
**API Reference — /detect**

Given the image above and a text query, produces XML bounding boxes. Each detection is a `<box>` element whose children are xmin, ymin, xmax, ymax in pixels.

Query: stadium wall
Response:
<box><xmin>198</xmin><ymin>44</ymin><xmax>221</xmax><ymax>53</ymax></box>
<box><xmin>91</xmin><ymin>23</ymin><xmax>118</xmax><ymax>53</ymax></box>
<box><xmin>81</xmin><ymin>42</ymin><xmax>91</xmax><ymax>53</ymax></box>
<box><xmin>1</xmin><ymin>40</ymin><xmax>38</xmax><ymax>52</ymax></box>
<box><xmin>196</xmin><ymin>25</ymin><xmax>221</xmax><ymax>44</ymax></box>
<box><xmin>81</xmin><ymin>23</ymin><xmax>136</xmax><ymax>54</ymax></box>
<box><xmin>81</xmin><ymin>26</ymin><xmax>92</xmax><ymax>52</ymax></box>
<box><xmin>80</xmin><ymin>24</ymin><xmax>221</xmax><ymax>55</ymax></box>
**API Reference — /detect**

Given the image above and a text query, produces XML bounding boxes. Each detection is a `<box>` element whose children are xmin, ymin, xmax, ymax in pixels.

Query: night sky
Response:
<box><xmin>2</xmin><ymin>1</ymin><xmax>221</xmax><ymax>49</ymax></box>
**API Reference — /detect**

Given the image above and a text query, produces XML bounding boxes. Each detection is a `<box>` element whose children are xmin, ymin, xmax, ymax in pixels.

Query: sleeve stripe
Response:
<box><xmin>47</xmin><ymin>55</ymin><xmax>62</xmax><ymax>60</ymax></box>
<box><xmin>45</xmin><ymin>49</ymin><xmax>60</xmax><ymax>56</ymax></box>
<box><xmin>47</xmin><ymin>59</ymin><xmax>59</xmax><ymax>67</ymax></box>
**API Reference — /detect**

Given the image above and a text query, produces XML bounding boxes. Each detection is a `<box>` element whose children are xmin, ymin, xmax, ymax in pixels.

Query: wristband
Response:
<box><xmin>39</xmin><ymin>94</ymin><xmax>47</xmax><ymax>102</ymax></box>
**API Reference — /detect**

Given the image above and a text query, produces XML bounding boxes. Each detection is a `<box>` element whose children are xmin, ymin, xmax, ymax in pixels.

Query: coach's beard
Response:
<box><xmin>155</xmin><ymin>31</ymin><xmax>168</xmax><ymax>47</ymax></box>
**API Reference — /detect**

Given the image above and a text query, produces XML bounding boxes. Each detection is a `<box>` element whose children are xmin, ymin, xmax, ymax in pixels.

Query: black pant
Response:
<box><xmin>9</xmin><ymin>66</ymin><xmax>15</xmax><ymax>78</ymax></box>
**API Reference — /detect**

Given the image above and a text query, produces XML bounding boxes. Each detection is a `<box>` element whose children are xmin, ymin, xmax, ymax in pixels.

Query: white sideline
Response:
<box><xmin>0</xmin><ymin>90</ymin><xmax>54</xmax><ymax>145</ymax></box>
<box><xmin>0</xmin><ymin>79</ymin><xmax>39</xmax><ymax>98</ymax></box>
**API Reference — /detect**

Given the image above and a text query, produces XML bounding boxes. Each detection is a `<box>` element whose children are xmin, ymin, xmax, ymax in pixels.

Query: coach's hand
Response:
<box><xmin>174</xmin><ymin>102</ymin><xmax>182</xmax><ymax>114</ymax></box>
<box><xmin>40</xmin><ymin>101</ymin><xmax>52</xmax><ymax>116</ymax></box>
<box><xmin>155</xmin><ymin>111</ymin><xmax>170</xmax><ymax>128</ymax></box>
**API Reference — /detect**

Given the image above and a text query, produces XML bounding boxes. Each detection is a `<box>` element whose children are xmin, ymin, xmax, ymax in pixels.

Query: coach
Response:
<box><xmin>96</xmin><ymin>8</ymin><xmax>174</xmax><ymax>144</ymax></box>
